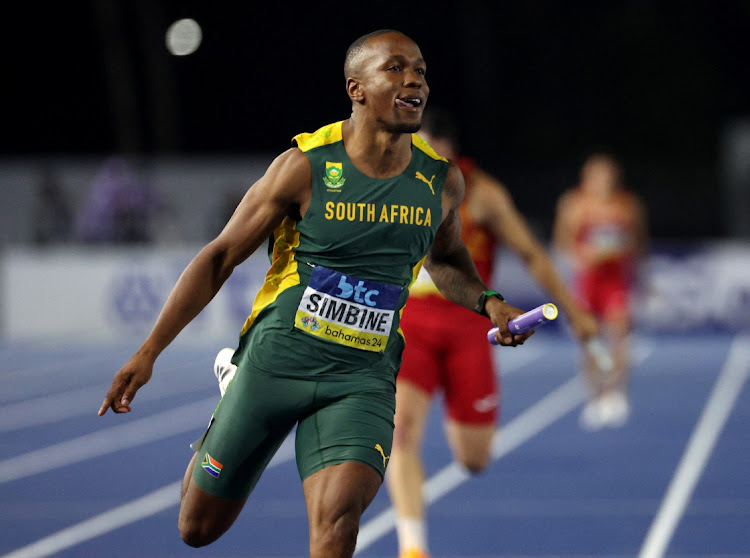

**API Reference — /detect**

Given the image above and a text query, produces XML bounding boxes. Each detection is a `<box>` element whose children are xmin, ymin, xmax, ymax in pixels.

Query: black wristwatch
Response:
<box><xmin>474</xmin><ymin>289</ymin><xmax>505</xmax><ymax>317</ymax></box>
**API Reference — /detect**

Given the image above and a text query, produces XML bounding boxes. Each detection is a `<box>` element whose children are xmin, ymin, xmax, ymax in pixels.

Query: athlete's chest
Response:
<box><xmin>304</xmin><ymin>162</ymin><xmax>443</xmax><ymax>247</ymax></box>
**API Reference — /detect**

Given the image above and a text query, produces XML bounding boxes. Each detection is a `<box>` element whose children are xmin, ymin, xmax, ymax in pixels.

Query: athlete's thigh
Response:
<box><xmin>393</xmin><ymin>379</ymin><xmax>433</xmax><ymax>446</ymax></box>
<box><xmin>443</xmin><ymin>312</ymin><xmax>498</xmax><ymax>424</ymax></box>
<box><xmin>601</xmin><ymin>273</ymin><xmax>632</xmax><ymax>326</ymax></box>
<box><xmin>180</xmin><ymin>453</ymin><xmax>248</xmax><ymax>542</ymax></box>
<box><xmin>192</xmin><ymin>367</ymin><xmax>304</xmax><ymax>500</ymax></box>
<box><xmin>574</xmin><ymin>271</ymin><xmax>597</xmax><ymax>315</ymax></box>
<box><xmin>302</xmin><ymin>460</ymin><xmax>383</xmax><ymax>525</ymax></box>
<box><xmin>295</xmin><ymin>378</ymin><xmax>396</xmax><ymax>482</ymax></box>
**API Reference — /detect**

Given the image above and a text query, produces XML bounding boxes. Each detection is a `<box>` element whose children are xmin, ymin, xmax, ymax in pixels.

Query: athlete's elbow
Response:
<box><xmin>201</xmin><ymin>242</ymin><xmax>238</xmax><ymax>285</ymax></box>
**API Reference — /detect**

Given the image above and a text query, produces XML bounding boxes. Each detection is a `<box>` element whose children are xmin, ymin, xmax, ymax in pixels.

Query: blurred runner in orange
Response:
<box><xmin>553</xmin><ymin>152</ymin><xmax>648</xmax><ymax>430</ymax></box>
<box><xmin>387</xmin><ymin>108</ymin><xmax>598</xmax><ymax>558</ymax></box>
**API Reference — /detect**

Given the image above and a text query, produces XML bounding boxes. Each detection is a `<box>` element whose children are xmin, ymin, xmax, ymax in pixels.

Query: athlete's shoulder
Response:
<box><xmin>412</xmin><ymin>133</ymin><xmax>449</xmax><ymax>163</ymax></box>
<box><xmin>262</xmin><ymin>147</ymin><xmax>312</xmax><ymax>194</ymax></box>
<box><xmin>292</xmin><ymin>121</ymin><xmax>344</xmax><ymax>152</ymax></box>
<box><xmin>558</xmin><ymin>187</ymin><xmax>583</xmax><ymax>205</ymax></box>
<box><xmin>440</xmin><ymin>160</ymin><xmax>466</xmax><ymax>207</ymax></box>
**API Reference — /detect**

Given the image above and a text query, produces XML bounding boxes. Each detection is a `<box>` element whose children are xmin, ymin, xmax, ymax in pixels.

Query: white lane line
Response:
<box><xmin>0</xmin><ymin>381</ymin><xmax>211</xmax><ymax>433</ymax></box>
<box><xmin>3</xmin><ymin>338</ymin><xmax>654</xmax><ymax>556</ymax></box>
<box><xmin>0</xmin><ymin>353</ymin><xmax>209</xmax><ymax>404</ymax></box>
<box><xmin>355</xmin><ymin>341</ymin><xmax>656</xmax><ymax>555</ymax></box>
<box><xmin>1</xmin><ymin>482</ymin><xmax>182</xmax><ymax>558</ymax></box>
<box><xmin>638</xmin><ymin>334</ymin><xmax>750</xmax><ymax>558</ymax></box>
<box><xmin>354</xmin><ymin>376</ymin><xmax>587</xmax><ymax>554</ymax></box>
<box><xmin>0</xmin><ymin>398</ymin><xmax>217</xmax><ymax>484</ymax></box>
<box><xmin>0</xmin><ymin>353</ymin><xmax>111</xmax><ymax>378</ymax></box>
<box><xmin>0</xmin><ymin>436</ymin><xmax>296</xmax><ymax>558</ymax></box>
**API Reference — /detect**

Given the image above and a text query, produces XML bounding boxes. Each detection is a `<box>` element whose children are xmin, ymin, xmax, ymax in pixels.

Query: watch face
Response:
<box><xmin>476</xmin><ymin>292</ymin><xmax>489</xmax><ymax>314</ymax></box>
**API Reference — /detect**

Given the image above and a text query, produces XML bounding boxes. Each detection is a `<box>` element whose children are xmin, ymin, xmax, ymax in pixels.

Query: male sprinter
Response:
<box><xmin>99</xmin><ymin>30</ymin><xmax>533</xmax><ymax>558</ymax></box>
<box><xmin>387</xmin><ymin>107</ymin><xmax>598</xmax><ymax>558</ymax></box>
<box><xmin>553</xmin><ymin>152</ymin><xmax>648</xmax><ymax>429</ymax></box>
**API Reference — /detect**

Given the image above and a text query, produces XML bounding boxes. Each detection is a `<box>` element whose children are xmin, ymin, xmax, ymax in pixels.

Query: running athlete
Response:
<box><xmin>386</xmin><ymin>108</ymin><xmax>598</xmax><ymax>558</ymax></box>
<box><xmin>98</xmin><ymin>30</ymin><xmax>532</xmax><ymax>558</ymax></box>
<box><xmin>552</xmin><ymin>152</ymin><xmax>648</xmax><ymax>430</ymax></box>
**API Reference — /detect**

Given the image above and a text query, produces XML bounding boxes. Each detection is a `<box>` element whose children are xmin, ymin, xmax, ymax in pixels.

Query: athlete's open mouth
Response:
<box><xmin>395</xmin><ymin>97</ymin><xmax>422</xmax><ymax>108</ymax></box>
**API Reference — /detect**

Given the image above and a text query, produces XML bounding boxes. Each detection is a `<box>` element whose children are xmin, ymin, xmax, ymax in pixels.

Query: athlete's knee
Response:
<box><xmin>392</xmin><ymin>422</ymin><xmax>415</xmax><ymax>451</ymax></box>
<box><xmin>454</xmin><ymin>448</ymin><xmax>491</xmax><ymax>474</ymax></box>
<box><xmin>392</xmin><ymin>410</ymin><xmax>422</xmax><ymax>450</ymax></box>
<box><xmin>178</xmin><ymin>485</ymin><xmax>242</xmax><ymax>548</ymax></box>
<box><xmin>459</xmin><ymin>457</ymin><xmax>489</xmax><ymax>474</ymax></box>
<box><xmin>178</xmin><ymin>516</ymin><xmax>221</xmax><ymax>548</ymax></box>
<box><xmin>309</xmin><ymin>504</ymin><xmax>361</xmax><ymax>555</ymax></box>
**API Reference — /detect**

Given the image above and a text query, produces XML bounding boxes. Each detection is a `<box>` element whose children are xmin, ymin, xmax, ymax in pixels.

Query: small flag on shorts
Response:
<box><xmin>201</xmin><ymin>453</ymin><xmax>223</xmax><ymax>478</ymax></box>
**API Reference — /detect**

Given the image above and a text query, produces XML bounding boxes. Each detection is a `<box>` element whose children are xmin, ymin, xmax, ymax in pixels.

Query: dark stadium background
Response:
<box><xmin>5</xmin><ymin>1</ymin><xmax>750</xmax><ymax>239</ymax></box>
<box><xmin>3</xmin><ymin>5</ymin><xmax>750</xmax><ymax>557</ymax></box>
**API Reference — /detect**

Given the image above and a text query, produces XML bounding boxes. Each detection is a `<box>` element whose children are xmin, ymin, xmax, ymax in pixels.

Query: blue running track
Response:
<box><xmin>1</xmin><ymin>329</ymin><xmax>748</xmax><ymax>557</ymax></box>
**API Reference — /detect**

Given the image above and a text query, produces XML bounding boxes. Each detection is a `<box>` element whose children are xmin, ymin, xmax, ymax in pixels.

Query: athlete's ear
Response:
<box><xmin>346</xmin><ymin>77</ymin><xmax>365</xmax><ymax>105</ymax></box>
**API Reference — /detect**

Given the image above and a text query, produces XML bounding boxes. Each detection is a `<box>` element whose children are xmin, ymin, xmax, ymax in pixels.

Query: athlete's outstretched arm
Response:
<box><xmin>471</xmin><ymin>173</ymin><xmax>597</xmax><ymax>342</ymax></box>
<box><xmin>99</xmin><ymin>148</ymin><xmax>312</xmax><ymax>415</ymax></box>
<box><xmin>423</xmin><ymin>164</ymin><xmax>531</xmax><ymax>346</ymax></box>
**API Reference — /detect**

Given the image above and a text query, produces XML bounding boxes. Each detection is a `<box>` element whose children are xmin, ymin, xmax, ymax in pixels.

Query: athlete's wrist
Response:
<box><xmin>474</xmin><ymin>289</ymin><xmax>505</xmax><ymax>317</ymax></box>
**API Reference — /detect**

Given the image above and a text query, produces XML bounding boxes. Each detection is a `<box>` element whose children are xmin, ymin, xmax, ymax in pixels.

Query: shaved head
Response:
<box><xmin>342</xmin><ymin>28</ymin><xmax>427</xmax><ymax>134</ymax></box>
<box><xmin>344</xmin><ymin>29</ymin><xmax>411</xmax><ymax>79</ymax></box>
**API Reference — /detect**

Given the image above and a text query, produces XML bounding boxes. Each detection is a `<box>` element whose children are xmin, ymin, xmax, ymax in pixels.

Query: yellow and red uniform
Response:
<box><xmin>399</xmin><ymin>157</ymin><xmax>500</xmax><ymax>424</ymax></box>
<box><xmin>569</xmin><ymin>190</ymin><xmax>640</xmax><ymax>320</ymax></box>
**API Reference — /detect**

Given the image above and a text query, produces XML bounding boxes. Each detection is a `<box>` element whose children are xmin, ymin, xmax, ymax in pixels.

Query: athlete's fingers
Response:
<box><xmin>490</xmin><ymin>329</ymin><xmax>511</xmax><ymax>345</ymax></box>
<box><xmin>98</xmin><ymin>395</ymin><xmax>113</xmax><ymax>416</ymax></box>
<box><xmin>490</xmin><ymin>325</ymin><xmax>517</xmax><ymax>346</ymax></box>
<box><xmin>120</xmin><ymin>379</ymin><xmax>147</xmax><ymax>410</ymax></box>
<box><xmin>501</xmin><ymin>330</ymin><xmax>534</xmax><ymax>347</ymax></box>
<box><xmin>99</xmin><ymin>358</ymin><xmax>153</xmax><ymax>416</ymax></box>
<box><xmin>512</xmin><ymin>329</ymin><xmax>535</xmax><ymax>346</ymax></box>
<box><xmin>495</xmin><ymin>322</ymin><xmax>514</xmax><ymax>345</ymax></box>
<box><xmin>98</xmin><ymin>388</ymin><xmax>130</xmax><ymax>415</ymax></box>
<box><xmin>98</xmin><ymin>377</ymin><xmax>133</xmax><ymax>415</ymax></box>
<box><xmin>488</xmin><ymin>324</ymin><xmax>535</xmax><ymax>346</ymax></box>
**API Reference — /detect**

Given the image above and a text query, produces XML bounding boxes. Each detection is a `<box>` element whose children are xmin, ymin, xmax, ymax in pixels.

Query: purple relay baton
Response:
<box><xmin>487</xmin><ymin>303</ymin><xmax>558</xmax><ymax>345</ymax></box>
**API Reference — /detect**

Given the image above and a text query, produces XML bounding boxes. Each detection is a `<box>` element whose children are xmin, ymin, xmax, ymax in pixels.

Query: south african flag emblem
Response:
<box><xmin>201</xmin><ymin>453</ymin><xmax>223</xmax><ymax>478</ymax></box>
<box><xmin>323</xmin><ymin>161</ymin><xmax>345</xmax><ymax>188</ymax></box>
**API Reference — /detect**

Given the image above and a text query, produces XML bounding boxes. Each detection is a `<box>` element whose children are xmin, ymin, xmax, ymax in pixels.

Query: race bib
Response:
<box><xmin>589</xmin><ymin>224</ymin><xmax>628</xmax><ymax>255</ymax></box>
<box><xmin>295</xmin><ymin>265</ymin><xmax>402</xmax><ymax>352</ymax></box>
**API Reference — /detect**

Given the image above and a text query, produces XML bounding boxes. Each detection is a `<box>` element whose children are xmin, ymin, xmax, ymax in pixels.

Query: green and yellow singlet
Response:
<box><xmin>235</xmin><ymin>120</ymin><xmax>449</xmax><ymax>383</ymax></box>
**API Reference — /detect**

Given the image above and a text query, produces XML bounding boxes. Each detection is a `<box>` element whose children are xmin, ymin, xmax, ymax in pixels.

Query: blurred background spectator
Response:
<box><xmin>74</xmin><ymin>156</ymin><xmax>161</xmax><ymax>244</ymax></box>
<box><xmin>31</xmin><ymin>166</ymin><xmax>73</xmax><ymax>245</ymax></box>
<box><xmin>1</xmin><ymin>3</ymin><xmax>748</xmax><ymax>245</ymax></box>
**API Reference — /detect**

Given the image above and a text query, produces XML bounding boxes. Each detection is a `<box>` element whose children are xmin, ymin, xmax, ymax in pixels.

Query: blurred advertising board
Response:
<box><xmin>2</xmin><ymin>241</ymin><xmax>750</xmax><ymax>342</ymax></box>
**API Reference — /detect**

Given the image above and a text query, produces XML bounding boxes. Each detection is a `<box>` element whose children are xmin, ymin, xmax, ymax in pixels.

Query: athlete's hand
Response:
<box><xmin>98</xmin><ymin>353</ymin><xmax>154</xmax><ymax>415</ymax></box>
<box><xmin>486</xmin><ymin>298</ymin><xmax>535</xmax><ymax>347</ymax></box>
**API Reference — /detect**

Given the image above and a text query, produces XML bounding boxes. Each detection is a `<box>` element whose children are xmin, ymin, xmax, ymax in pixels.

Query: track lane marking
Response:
<box><xmin>638</xmin><ymin>334</ymin><xmax>750</xmax><ymax>558</ymax></box>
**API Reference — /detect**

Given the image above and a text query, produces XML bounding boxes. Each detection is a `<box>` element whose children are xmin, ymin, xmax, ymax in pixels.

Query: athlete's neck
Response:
<box><xmin>342</xmin><ymin>118</ymin><xmax>413</xmax><ymax>179</ymax></box>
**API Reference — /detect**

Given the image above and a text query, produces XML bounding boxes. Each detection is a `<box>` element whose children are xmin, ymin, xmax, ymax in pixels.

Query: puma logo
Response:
<box><xmin>375</xmin><ymin>443</ymin><xmax>390</xmax><ymax>468</ymax></box>
<box><xmin>415</xmin><ymin>171</ymin><xmax>436</xmax><ymax>195</ymax></box>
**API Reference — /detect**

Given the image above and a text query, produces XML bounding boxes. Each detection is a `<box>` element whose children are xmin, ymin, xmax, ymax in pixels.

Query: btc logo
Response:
<box><xmin>335</xmin><ymin>275</ymin><xmax>380</xmax><ymax>307</ymax></box>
